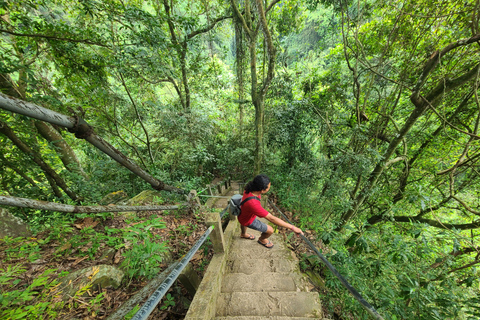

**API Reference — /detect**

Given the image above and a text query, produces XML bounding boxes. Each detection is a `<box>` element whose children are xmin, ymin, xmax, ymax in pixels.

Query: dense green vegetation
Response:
<box><xmin>1</xmin><ymin>0</ymin><xmax>479</xmax><ymax>319</ymax></box>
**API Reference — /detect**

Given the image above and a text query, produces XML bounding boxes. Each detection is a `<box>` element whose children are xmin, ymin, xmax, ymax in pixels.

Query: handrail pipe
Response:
<box><xmin>131</xmin><ymin>225</ymin><xmax>214</xmax><ymax>320</ymax></box>
<box><xmin>268</xmin><ymin>199</ymin><xmax>385</xmax><ymax>320</ymax></box>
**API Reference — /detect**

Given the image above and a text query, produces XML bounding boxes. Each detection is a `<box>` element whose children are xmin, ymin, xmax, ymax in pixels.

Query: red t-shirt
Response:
<box><xmin>238</xmin><ymin>191</ymin><xmax>269</xmax><ymax>226</ymax></box>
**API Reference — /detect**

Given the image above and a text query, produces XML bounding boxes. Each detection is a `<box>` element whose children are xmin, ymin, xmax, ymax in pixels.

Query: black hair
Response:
<box><xmin>244</xmin><ymin>174</ymin><xmax>271</xmax><ymax>193</ymax></box>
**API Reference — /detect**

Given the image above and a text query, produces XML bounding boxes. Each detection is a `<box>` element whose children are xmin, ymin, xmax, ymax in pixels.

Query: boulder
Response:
<box><xmin>121</xmin><ymin>190</ymin><xmax>165</xmax><ymax>218</ymax></box>
<box><xmin>99</xmin><ymin>190</ymin><xmax>129</xmax><ymax>205</ymax></box>
<box><xmin>124</xmin><ymin>190</ymin><xmax>163</xmax><ymax>206</ymax></box>
<box><xmin>57</xmin><ymin>264</ymin><xmax>124</xmax><ymax>300</ymax></box>
<box><xmin>0</xmin><ymin>208</ymin><xmax>31</xmax><ymax>238</ymax></box>
<box><xmin>305</xmin><ymin>270</ymin><xmax>325</xmax><ymax>289</ymax></box>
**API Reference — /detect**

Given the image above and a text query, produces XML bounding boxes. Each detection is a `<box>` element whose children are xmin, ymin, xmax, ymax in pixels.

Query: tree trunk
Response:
<box><xmin>34</xmin><ymin>121</ymin><xmax>87</xmax><ymax>178</ymax></box>
<box><xmin>0</xmin><ymin>120</ymin><xmax>79</xmax><ymax>202</ymax></box>
<box><xmin>0</xmin><ymin>194</ymin><xmax>184</xmax><ymax>213</ymax></box>
<box><xmin>232</xmin><ymin>0</ymin><xmax>278</xmax><ymax>175</ymax></box>
<box><xmin>253</xmin><ymin>97</ymin><xmax>264</xmax><ymax>175</ymax></box>
<box><xmin>163</xmin><ymin>0</ymin><xmax>190</xmax><ymax>112</ymax></box>
<box><xmin>0</xmin><ymin>153</ymin><xmax>44</xmax><ymax>193</ymax></box>
<box><xmin>337</xmin><ymin>63</ymin><xmax>480</xmax><ymax>231</ymax></box>
<box><xmin>44</xmin><ymin>173</ymin><xmax>64</xmax><ymax>198</ymax></box>
<box><xmin>234</xmin><ymin>16</ymin><xmax>245</xmax><ymax>129</ymax></box>
<box><xmin>0</xmin><ymin>74</ymin><xmax>23</xmax><ymax>98</ymax></box>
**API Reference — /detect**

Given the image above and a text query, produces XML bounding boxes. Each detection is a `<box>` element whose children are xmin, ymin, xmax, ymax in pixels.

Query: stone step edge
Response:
<box><xmin>216</xmin><ymin>291</ymin><xmax>322</xmax><ymax>318</ymax></box>
<box><xmin>215</xmin><ymin>317</ymin><xmax>324</xmax><ymax>320</ymax></box>
<box><xmin>222</xmin><ymin>271</ymin><xmax>310</xmax><ymax>292</ymax></box>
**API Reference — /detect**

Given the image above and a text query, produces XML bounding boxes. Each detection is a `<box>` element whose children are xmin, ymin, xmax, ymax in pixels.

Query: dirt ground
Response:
<box><xmin>0</xmin><ymin>207</ymin><xmax>214</xmax><ymax>320</ymax></box>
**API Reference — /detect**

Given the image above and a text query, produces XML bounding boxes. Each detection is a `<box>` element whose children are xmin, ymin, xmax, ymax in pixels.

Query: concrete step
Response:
<box><xmin>222</xmin><ymin>272</ymin><xmax>307</xmax><ymax>293</ymax></box>
<box><xmin>216</xmin><ymin>317</ymin><xmax>323</xmax><ymax>320</ymax></box>
<box><xmin>216</xmin><ymin>292</ymin><xmax>322</xmax><ymax>318</ymax></box>
<box><xmin>226</xmin><ymin>258</ymin><xmax>298</xmax><ymax>275</ymax></box>
<box><xmin>230</xmin><ymin>233</ymin><xmax>288</xmax><ymax>250</ymax></box>
<box><xmin>228</xmin><ymin>233</ymin><xmax>293</xmax><ymax>256</ymax></box>
<box><xmin>228</xmin><ymin>245</ymin><xmax>296</xmax><ymax>260</ymax></box>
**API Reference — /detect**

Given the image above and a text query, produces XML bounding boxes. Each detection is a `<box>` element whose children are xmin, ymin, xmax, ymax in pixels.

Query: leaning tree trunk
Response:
<box><xmin>44</xmin><ymin>173</ymin><xmax>64</xmax><ymax>198</ymax></box>
<box><xmin>0</xmin><ymin>153</ymin><xmax>45</xmax><ymax>194</ymax></box>
<box><xmin>0</xmin><ymin>120</ymin><xmax>80</xmax><ymax>202</ymax></box>
<box><xmin>336</xmin><ymin>37</ymin><xmax>480</xmax><ymax>231</ymax></box>
<box><xmin>0</xmin><ymin>194</ymin><xmax>184</xmax><ymax>213</ymax></box>
<box><xmin>0</xmin><ymin>74</ymin><xmax>23</xmax><ymax>98</ymax></box>
<box><xmin>34</xmin><ymin>121</ymin><xmax>87</xmax><ymax>178</ymax></box>
<box><xmin>232</xmin><ymin>0</ymin><xmax>277</xmax><ymax>175</ymax></box>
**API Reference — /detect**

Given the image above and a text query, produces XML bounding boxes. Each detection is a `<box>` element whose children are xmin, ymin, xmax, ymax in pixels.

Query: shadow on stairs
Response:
<box><xmin>185</xmin><ymin>198</ymin><xmax>324</xmax><ymax>320</ymax></box>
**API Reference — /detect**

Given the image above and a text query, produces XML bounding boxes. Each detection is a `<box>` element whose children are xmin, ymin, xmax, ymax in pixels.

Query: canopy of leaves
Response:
<box><xmin>0</xmin><ymin>0</ymin><xmax>479</xmax><ymax>319</ymax></box>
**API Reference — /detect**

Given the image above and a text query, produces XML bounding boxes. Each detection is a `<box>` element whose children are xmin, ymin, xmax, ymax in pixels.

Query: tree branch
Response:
<box><xmin>430</xmin><ymin>246</ymin><xmax>480</xmax><ymax>269</ymax></box>
<box><xmin>390</xmin><ymin>215</ymin><xmax>480</xmax><ymax>230</ymax></box>
<box><xmin>266</xmin><ymin>0</ymin><xmax>282</xmax><ymax>13</ymax></box>
<box><xmin>118</xmin><ymin>72</ymin><xmax>155</xmax><ymax>164</ymax></box>
<box><xmin>412</xmin><ymin>33</ymin><xmax>480</xmax><ymax>100</ymax></box>
<box><xmin>255</xmin><ymin>0</ymin><xmax>277</xmax><ymax>96</ymax></box>
<box><xmin>231</xmin><ymin>0</ymin><xmax>253</xmax><ymax>38</ymax></box>
<box><xmin>385</xmin><ymin>156</ymin><xmax>407</xmax><ymax>167</ymax></box>
<box><xmin>0</xmin><ymin>28</ymin><xmax>109</xmax><ymax>47</ymax></box>
<box><xmin>422</xmin><ymin>63</ymin><xmax>480</xmax><ymax>106</ymax></box>
<box><xmin>451</xmin><ymin>194</ymin><xmax>480</xmax><ymax>216</ymax></box>
<box><xmin>187</xmin><ymin>15</ymin><xmax>233</xmax><ymax>39</ymax></box>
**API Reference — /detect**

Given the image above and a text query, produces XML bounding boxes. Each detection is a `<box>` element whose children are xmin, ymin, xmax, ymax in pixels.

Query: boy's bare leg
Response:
<box><xmin>258</xmin><ymin>225</ymin><xmax>274</xmax><ymax>247</ymax></box>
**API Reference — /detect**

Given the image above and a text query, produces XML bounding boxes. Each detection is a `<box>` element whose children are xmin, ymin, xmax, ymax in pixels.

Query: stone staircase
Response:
<box><xmin>185</xmin><ymin>180</ymin><xmax>323</xmax><ymax>320</ymax></box>
<box><xmin>215</xmin><ymin>227</ymin><xmax>323</xmax><ymax>319</ymax></box>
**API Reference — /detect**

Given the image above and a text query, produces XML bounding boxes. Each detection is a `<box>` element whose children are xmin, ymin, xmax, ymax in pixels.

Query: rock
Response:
<box><xmin>0</xmin><ymin>208</ymin><xmax>31</xmax><ymax>238</ymax></box>
<box><xmin>305</xmin><ymin>270</ymin><xmax>325</xmax><ymax>289</ymax></box>
<box><xmin>124</xmin><ymin>190</ymin><xmax>163</xmax><ymax>206</ymax></box>
<box><xmin>99</xmin><ymin>190</ymin><xmax>129</xmax><ymax>205</ymax></box>
<box><xmin>57</xmin><ymin>264</ymin><xmax>124</xmax><ymax>300</ymax></box>
<box><xmin>99</xmin><ymin>248</ymin><xmax>116</xmax><ymax>262</ymax></box>
<box><xmin>121</xmin><ymin>190</ymin><xmax>165</xmax><ymax>218</ymax></box>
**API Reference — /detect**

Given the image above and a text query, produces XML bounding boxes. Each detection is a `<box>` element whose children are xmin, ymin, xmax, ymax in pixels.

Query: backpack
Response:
<box><xmin>229</xmin><ymin>194</ymin><xmax>260</xmax><ymax>216</ymax></box>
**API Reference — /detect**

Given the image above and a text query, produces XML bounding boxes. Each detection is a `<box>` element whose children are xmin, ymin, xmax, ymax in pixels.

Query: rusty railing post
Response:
<box><xmin>205</xmin><ymin>212</ymin><xmax>225</xmax><ymax>253</ymax></box>
<box><xmin>178</xmin><ymin>262</ymin><xmax>201</xmax><ymax>296</ymax></box>
<box><xmin>187</xmin><ymin>190</ymin><xmax>201</xmax><ymax>210</ymax></box>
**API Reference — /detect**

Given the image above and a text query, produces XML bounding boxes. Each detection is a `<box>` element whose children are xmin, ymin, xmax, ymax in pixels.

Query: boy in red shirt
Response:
<box><xmin>239</xmin><ymin>174</ymin><xmax>304</xmax><ymax>248</ymax></box>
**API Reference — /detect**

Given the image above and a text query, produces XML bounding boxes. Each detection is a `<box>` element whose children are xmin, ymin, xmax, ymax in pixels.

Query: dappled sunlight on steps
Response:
<box><xmin>215</xmin><ymin>231</ymin><xmax>323</xmax><ymax>319</ymax></box>
<box><xmin>185</xmin><ymin>181</ymin><xmax>324</xmax><ymax>319</ymax></box>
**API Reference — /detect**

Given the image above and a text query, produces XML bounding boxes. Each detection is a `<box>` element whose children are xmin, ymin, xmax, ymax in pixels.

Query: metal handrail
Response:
<box><xmin>268</xmin><ymin>199</ymin><xmax>385</xmax><ymax>320</ymax></box>
<box><xmin>198</xmin><ymin>195</ymin><xmax>231</xmax><ymax>198</ymax></box>
<box><xmin>131</xmin><ymin>225</ymin><xmax>214</xmax><ymax>320</ymax></box>
<box><xmin>111</xmin><ymin>181</ymin><xmax>231</xmax><ymax>318</ymax></box>
<box><xmin>220</xmin><ymin>203</ymin><xmax>231</xmax><ymax>219</ymax></box>
<box><xmin>196</xmin><ymin>187</ymin><xmax>208</xmax><ymax>195</ymax></box>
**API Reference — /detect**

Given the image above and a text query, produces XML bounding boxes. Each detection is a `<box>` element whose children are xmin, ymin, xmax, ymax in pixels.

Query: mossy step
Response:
<box><xmin>228</xmin><ymin>245</ymin><xmax>296</xmax><ymax>260</ymax></box>
<box><xmin>216</xmin><ymin>292</ymin><xmax>322</xmax><ymax>318</ymax></box>
<box><xmin>225</xmin><ymin>258</ymin><xmax>298</xmax><ymax>275</ymax></box>
<box><xmin>215</xmin><ymin>317</ymin><xmax>324</xmax><ymax>320</ymax></box>
<box><xmin>222</xmin><ymin>272</ymin><xmax>307</xmax><ymax>293</ymax></box>
<box><xmin>230</xmin><ymin>238</ymin><xmax>288</xmax><ymax>251</ymax></box>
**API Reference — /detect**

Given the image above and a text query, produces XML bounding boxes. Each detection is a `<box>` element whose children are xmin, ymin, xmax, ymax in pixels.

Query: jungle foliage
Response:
<box><xmin>1</xmin><ymin>0</ymin><xmax>479</xmax><ymax>319</ymax></box>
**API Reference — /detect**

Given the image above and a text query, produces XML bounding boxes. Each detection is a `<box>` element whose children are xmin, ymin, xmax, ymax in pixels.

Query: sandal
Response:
<box><xmin>257</xmin><ymin>239</ymin><xmax>274</xmax><ymax>249</ymax></box>
<box><xmin>241</xmin><ymin>233</ymin><xmax>255</xmax><ymax>240</ymax></box>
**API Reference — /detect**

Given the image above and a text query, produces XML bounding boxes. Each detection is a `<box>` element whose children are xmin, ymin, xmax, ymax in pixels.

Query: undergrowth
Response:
<box><xmin>0</xmin><ymin>203</ymin><xmax>210</xmax><ymax>319</ymax></box>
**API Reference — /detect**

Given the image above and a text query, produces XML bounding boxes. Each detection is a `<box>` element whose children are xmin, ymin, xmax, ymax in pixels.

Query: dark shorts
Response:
<box><xmin>247</xmin><ymin>217</ymin><xmax>268</xmax><ymax>233</ymax></box>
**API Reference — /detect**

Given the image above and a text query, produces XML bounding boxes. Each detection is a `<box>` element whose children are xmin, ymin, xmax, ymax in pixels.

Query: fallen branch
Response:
<box><xmin>0</xmin><ymin>195</ymin><xmax>185</xmax><ymax>213</ymax></box>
